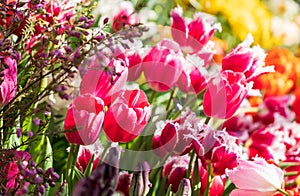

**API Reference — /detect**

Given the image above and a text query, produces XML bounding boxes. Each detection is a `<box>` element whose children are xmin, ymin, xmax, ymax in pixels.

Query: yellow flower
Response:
<box><xmin>198</xmin><ymin>0</ymin><xmax>281</xmax><ymax>48</ymax></box>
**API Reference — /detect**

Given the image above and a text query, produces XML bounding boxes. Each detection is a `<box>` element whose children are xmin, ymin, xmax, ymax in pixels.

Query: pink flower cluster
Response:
<box><xmin>64</xmin><ymin>55</ymin><xmax>152</xmax><ymax>145</ymax></box>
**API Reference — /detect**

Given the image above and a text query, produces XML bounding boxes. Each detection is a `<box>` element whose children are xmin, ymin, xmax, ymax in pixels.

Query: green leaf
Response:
<box><xmin>3</xmin><ymin>127</ymin><xmax>20</xmax><ymax>149</ymax></box>
<box><xmin>84</xmin><ymin>154</ymin><xmax>94</xmax><ymax>177</ymax></box>
<box><xmin>28</xmin><ymin>135</ymin><xmax>53</xmax><ymax>170</ymax></box>
<box><xmin>192</xmin><ymin>158</ymin><xmax>200</xmax><ymax>196</ymax></box>
<box><xmin>223</xmin><ymin>180</ymin><xmax>236</xmax><ymax>196</ymax></box>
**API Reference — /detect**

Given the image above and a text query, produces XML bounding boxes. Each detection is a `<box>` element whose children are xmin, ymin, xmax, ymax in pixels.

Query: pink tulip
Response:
<box><xmin>116</xmin><ymin>171</ymin><xmax>132</xmax><ymax>196</ymax></box>
<box><xmin>80</xmin><ymin>56</ymin><xmax>128</xmax><ymax>106</ymax></box>
<box><xmin>226</xmin><ymin>157</ymin><xmax>284</xmax><ymax>195</ymax></box>
<box><xmin>176</xmin><ymin>58</ymin><xmax>207</xmax><ymax>94</ymax></box>
<box><xmin>114</xmin><ymin>48</ymin><xmax>143</xmax><ymax>82</ymax></box>
<box><xmin>222</xmin><ymin>34</ymin><xmax>274</xmax><ymax>81</ymax></box>
<box><xmin>170</xmin><ymin>7</ymin><xmax>220</xmax><ymax>54</ymax></box>
<box><xmin>162</xmin><ymin>155</ymin><xmax>190</xmax><ymax>193</ymax></box>
<box><xmin>0</xmin><ymin>56</ymin><xmax>18</xmax><ymax>107</ymax></box>
<box><xmin>211</xmin><ymin>145</ymin><xmax>237</xmax><ymax>175</ymax></box>
<box><xmin>209</xmin><ymin>175</ymin><xmax>226</xmax><ymax>196</ymax></box>
<box><xmin>152</xmin><ymin>110</ymin><xmax>202</xmax><ymax>157</ymax></box>
<box><xmin>203</xmin><ymin>70</ymin><xmax>251</xmax><ymax>119</ymax></box>
<box><xmin>143</xmin><ymin>39</ymin><xmax>184</xmax><ymax>92</ymax></box>
<box><xmin>64</xmin><ymin>94</ymin><xmax>105</xmax><ymax>145</ymax></box>
<box><xmin>76</xmin><ymin>141</ymin><xmax>103</xmax><ymax>173</ymax></box>
<box><xmin>112</xmin><ymin>3</ymin><xmax>137</xmax><ymax>31</ymax></box>
<box><xmin>103</xmin><ymin>89</ymin><xmax>151</xmax><ymax>143</ymax></box>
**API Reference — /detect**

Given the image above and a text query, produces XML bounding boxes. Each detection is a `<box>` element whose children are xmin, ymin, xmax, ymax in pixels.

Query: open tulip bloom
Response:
<box><xmin>2</xmin><ymin>0</ymin><xmax>300</xmax><ymax>195</ymax></box>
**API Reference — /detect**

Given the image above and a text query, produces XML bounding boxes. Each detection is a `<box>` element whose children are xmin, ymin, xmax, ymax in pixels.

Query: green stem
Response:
<box><xmin>66</xmin><ymin>144</ymin><xmax>79</xmax><ymax>192</ymax></box>
<box><xmin>166</xmin><ymin>88</ymin><xmax>176</xmax><ymax>111</ymax></box>
<box><xmin>186</xmin><ymin>151</ymin><xmax>195</xmax><ymax>178</ymax></box>
<box><xmin>204</xmin><ymin>117</ymin><xmax>211</xmax><ymax>125</ymax></box>
<box><xmin>98</xmin><ymin>141</ymin><xmax>111</xmax><ymax>165</ymax></box>
<box><xmin>149</xmin><ymin>91</ymin><xmax>157</xmax><ymax>104</ymax></box>
<box><xmin>204</xmin><ymin>162</ymin><xmax>212</xmax><ymax>196</ymax></box>
<box><xmin>284</xmin><ymin>171</ymin><xmax>298</xmax><ymax>177</ymax></box>
<box><xmin>276</xmin><ymin>188</ymin><xmax>290</xmax><ymax>196</ymax></box>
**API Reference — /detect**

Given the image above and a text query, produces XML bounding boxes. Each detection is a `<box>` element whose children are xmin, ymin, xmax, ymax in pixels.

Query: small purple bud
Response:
<box><xmin>49</xmin><ymin>181</ymin><xmax>56</xmax><ymax>187</ymax></box>
<box><xmin>53</xmin><ymin>39</ymin><xmax>59</xmax><ymax>45</ymax></box>
<box><xmin>27</xmin><ymin>131</ymin><xmax>34</xmax><ymax>138</ymax></box>
<box><xmin>37</xmin><ymin>167</ymin><xmax>44</xmax><ymax>174</ymax></box>
<box><xmin>95</xmin><ymin>34</ymin><xmax>104</xmax><ymax>42</ymax></box>
<box><xmin>52</xmin><ymin>172</ymin><xmax>60</xmax><ymax>180</ymax></box>
<box><xmin>16</xmin><ymin>128</ymin><xmax>22</xmax><ymax>138</ymax></box>
<box><xmin>103</xmin><ymin>17</ymin><xmax>109</xmax><ymax>25</ymax></box>
<box><xmin>83</xmin><ymin>23</ymin><xmax>90</xmax><ymax>29</ymax></box>
<box><xmin>39</xmin><ymin>185</ymin><xmax>45</xmax><ymax>194</ymax></box>
<box><xmin>33</xmin><ymin>118</ymin><xmax>41</xmax><ymax>126</ymax></box>
<box><xmin>79</xmin><ymin>16</ymin><xmax>86</xmax><ymax>22</ymax></box>
<box><xmin>30</xmin><ymin>161</ymin><xmax>36</xmax><ymax>167</ymax></box>
<box><xmin>46</xmin><ymin>167</ymin><xmax>54</xmax><ymax>174</ymax></box>
<box><xmin>76</xmin><ymin>32</ymin><xmax>81</xmax><ymax>38</ymax></box>
<box><xmin>34</xmin><ymin>175</ymin><xmax>43</xmax><ymax>184</ymax></box>
<box><xmin>61</xmin><ymin>93</ymin><xmax>70</xmax><ymax>100</ymax></box>
<box><xmin>65</xmin><ymin>45</ymin><xmax>72</xmax><ymax>53</ymax></box>
<box><xmin>70</xmin><ymin>30</ymin><xmax>76</xmax><ymax>36</ymax></box>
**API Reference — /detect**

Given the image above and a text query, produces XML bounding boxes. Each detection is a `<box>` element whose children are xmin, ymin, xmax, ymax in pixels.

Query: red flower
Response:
<box><xmin>0</xmin><ymin>56</ymin><xmax>18</xmax><ymax>107</ymax></box>
<box><xmin>203</xmin><ymin>70</ymin><xmax>250</xmax><ymax>119</ymax></box>
<box><xmin>222</xmin><ymin>34</ymin><xmax>273</xmax><ymax>81</ymax></box>
<box><xmin>80</xmin><ymin>56</ymin><xmax>128</xmax><ymax>106</ymax></box>
<box><xmin>76</xmin><ymin>142</ymin><xmax>102</xmax><ymax>173</ymax></box>
<box><xmin>103</xmin><ymin>89</ymin><xmax>151</xmax><ymax>143</ymax></box>
<box><xmin>176</xmin><ymin>57</ymin><xmax>207</xmax><ymax>94</ymax></box>
<box><xmin>162</xmin><ymin>155</ymin><xmax>190</xmax><ymax>193</ymax></box>
<box><xmin>170</xmin><ymin>7</ymin><xmax>220</xmax><ymax>54</ymax></box>
<box><xmin>143</xmin><ymin>39</ymin><xmax>184</xmax><ymax>92</ymax></box>
<box><xmin>112</xmin><ymin>3</ymin><xmax>137</xmax><ymax>31</ymax></box>
<box><xmin>211</xmin><ymin>145</ymin><xmax>237</xmax><ymax>175</ymax></box>
<box><xmin>64</xmin><ymin>94</ymin><xmax>105</xmax><ymax>145</ymax></box>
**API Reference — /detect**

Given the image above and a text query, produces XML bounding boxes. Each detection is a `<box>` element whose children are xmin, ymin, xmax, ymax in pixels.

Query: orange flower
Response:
<box><xmin>211</xmin><ymin>37</ymin><xmax>228</xmax><ymax>64</ymax></box>
<box><xmin>265</xmin><ymin>48</ymin><xmax>300</xmax><ymax>88</ymax></box>
<box><xmin>253</xmin><ymin>47</ymin><xmax>300</xmax><ymax>97</ymax></box>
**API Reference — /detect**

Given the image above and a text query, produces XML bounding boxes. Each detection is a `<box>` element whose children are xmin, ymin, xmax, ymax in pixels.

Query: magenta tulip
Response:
<box><xmin>0</xmin><ymin>56</ymin><xmax>18</xmax><ymax>107</ymax></box>
<box><xmin>103</xmin><ymin>89</ymin><xmax>151</xmax><ymax>143</ymax></box>
<box><xmin>64</xmin><ymin>94</ymin><xmax>105</xmax><ymax>145</ymax></box>
<box><xmin>203</xmin><ymin>70</ymin><xmax>251</xmax><ymax>119</ymax></box>
<box><xmin>143</xmin><ymin>39</ymin><xmax>184</xmax><ymax>92</ymax></box>
<box><xmin>80</xmin><ymin>56</ymin><xmax>128</xmax><ymax>106</ymax></box>
<box><xmin>171</xmin><ymin>7</ymin><xmax>220</xmax><ymax>54</ymax></box>
<box><xmin>222</xmin><ymin>34</ymin><xmax>273</xmax><ymax>81</ymax></box>
<box><xmin>176</xmin><ymin>59</ymin><xmax>207</xmax><ymax>94</ymax></box>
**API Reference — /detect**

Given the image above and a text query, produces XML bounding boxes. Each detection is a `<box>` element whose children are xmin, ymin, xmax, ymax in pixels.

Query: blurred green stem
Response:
<box><xmin>204</xmin><ymin>162</ymin><xmax>212</xmax><ymax>196</ymax></box>
<box><xmin>66</xmin><ymin>144</ymin><xmax>79</xmax><ymax>193</ymax></box>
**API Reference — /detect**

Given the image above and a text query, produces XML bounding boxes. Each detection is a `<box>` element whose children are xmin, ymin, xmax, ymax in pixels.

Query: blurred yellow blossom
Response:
<box><xmin>198</xmin><ymin>0</ymin><xmax>281</xmax><ymax>48</ymax></box>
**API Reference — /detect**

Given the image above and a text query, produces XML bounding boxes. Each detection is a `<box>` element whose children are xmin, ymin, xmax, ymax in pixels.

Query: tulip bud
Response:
<box><xmin>175</xmin><ymin>178</ymin><xmax>191</xmax><ymax>196</ymax></box>
<box><xmin>129</xmin><ymin>161</ymin><xmax>152</xmax><ymax>196</ymax></box>
<box><xmin>73</xmin><ymin>147</ymin><xmax>121</xmax><ymax>196</ymax></box>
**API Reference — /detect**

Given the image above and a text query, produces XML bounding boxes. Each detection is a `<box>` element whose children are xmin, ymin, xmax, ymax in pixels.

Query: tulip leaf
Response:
<box><xmin>165</xmin><ymin>184</ymin><xmax>172</xmax><ymax>196</ymax></box>
<box><xmin>192</xmin><ymin>157</ymin><xmax>200</xmax><ymax>196</ymax></box>
<box><xmin>84</xmin><ymin>154</ymin><xmax>95</xmax><ymax>177</ymax></box>
<box><xmin>3</xmin><ymin>127</ymin><xmax>20</xmax><ymax>149</ymax></box>
<box><xmin>28</xmin><ymin>135</ymin><xmax>53</xmax><ymax>169</ymax></box>
<box><xmin>223</xmin><ymin>180</ymin><xmax>236</xmax><ymax>196</ymax></box>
